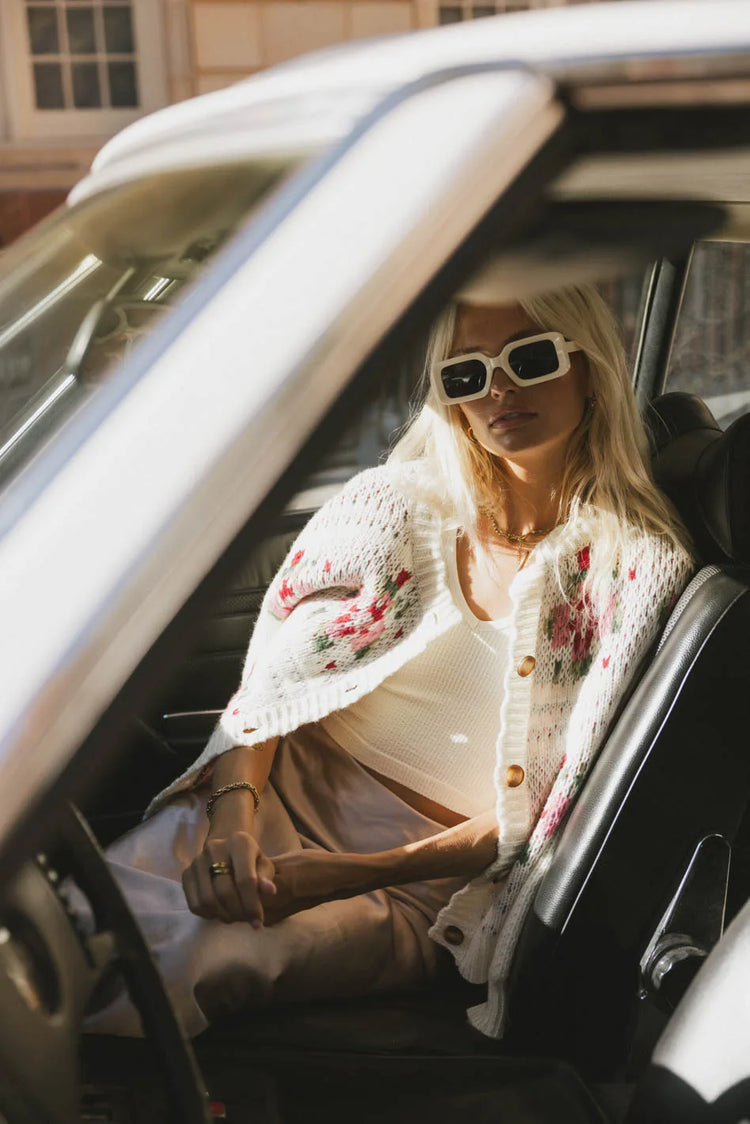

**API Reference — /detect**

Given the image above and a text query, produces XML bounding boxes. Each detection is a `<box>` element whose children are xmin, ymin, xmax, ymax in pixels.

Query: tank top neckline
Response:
<box><xmin>443</xmin><ymin>529</ymin><xmax>511</xmax><ymax>632</ymax></box>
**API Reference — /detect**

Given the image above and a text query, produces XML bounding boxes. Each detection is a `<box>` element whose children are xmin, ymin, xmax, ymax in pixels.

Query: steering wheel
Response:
<box><xmin>0</xmin><ymin>804</ymin><xmax>211</xmax><ymax>1123</ymax></box>
<box><xmin>65</xmin><ymin>298</ymin><xmax>166</xmax><ymax>383</ymax></box>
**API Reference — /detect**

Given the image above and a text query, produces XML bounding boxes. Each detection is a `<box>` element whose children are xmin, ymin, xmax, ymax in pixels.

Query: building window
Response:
<box><xmin>0</xmin><ymin>0</ymin><xmax>166</xmax><ymax>140</ymax></box>
<box><xmin>26</xmin><ymin>1</ymin><xmax>139</xmax><ymax>111</ymax></box>
<box><xmin>438</xmin><ymin>0</ymin><xmax>551</xmax><ymax>21</ymax></box>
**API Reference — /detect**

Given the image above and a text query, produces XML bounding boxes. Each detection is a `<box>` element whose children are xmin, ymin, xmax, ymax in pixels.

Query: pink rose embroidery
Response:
<box><xmin>599</xmin><ymin>593</ymin><xmax>617</xmax><ymax>636</ymax></box>
<box><xmin>540</xmin><ymin>794</ymin><xmax>571</xmax><ymax>838</ymax></box>
<box><xmin>572</xmin><ymin>623</ymin><xmax>594</xmax><ymax>663</ymax></box>
<box><xmin>330</xmin><ymin>623</ymin><xmax>356</xmax><ymax>639</ymax></box>
<box><xmin>351</xmin><ymin>618</ymin><xmax>386</xmax><ymax>652</ymax></box>
<box><xmin>368</xmin><ymin>594</ymin><xmax>392</xmax><ymax>623</ymax></box>
<box><xmin>291</xmin><ymin>550</ymin><xmax>304</xmax><ymax>566</ymax></box>
<box><xmin>310</xmin><ymin>566</ymin><xmax>416</xmax><ymax>662</ymax></box>
<box><xmin>550</xmin><ymin>603</ymin><xmax>572</xmax><ymax>649</ymax></box>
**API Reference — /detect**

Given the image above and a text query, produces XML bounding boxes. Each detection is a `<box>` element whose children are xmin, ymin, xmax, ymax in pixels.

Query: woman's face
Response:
<box><xmin>451</xmin><ymin>302</ymin><xmax>590</xmax><ymax>471</ymax></box>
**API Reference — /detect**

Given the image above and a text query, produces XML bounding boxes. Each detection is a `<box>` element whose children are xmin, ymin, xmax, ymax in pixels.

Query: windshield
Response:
<box><xmin>0</xmin><ymin>156</ymin><xmax>298</xmax><ymax>490</ymax></box>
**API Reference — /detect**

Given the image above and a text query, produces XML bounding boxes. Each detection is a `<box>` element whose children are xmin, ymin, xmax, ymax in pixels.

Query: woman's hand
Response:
<box><xmin>259</xmin><ymin>850</ymin><xmax>369</xmax><ymax>925</ymax></box>
<box><xmin>182</xmin><ymin>790</ymin><xmax>277</xmax><ymax>926</ymax></box>
<box><xmin>182</xmin><ymin>739</ymin><xmax>280</xmax><ymax>925</ymax></box>
<box><xmin>184</xmin><ymin>798</ymin><xmax>498</xmax><ymax>927</ymax></box>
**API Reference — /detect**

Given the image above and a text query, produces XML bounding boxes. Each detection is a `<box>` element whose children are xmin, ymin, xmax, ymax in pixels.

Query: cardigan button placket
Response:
<box><xmin>443</xmin><ymin>925</ymin><xmax>464</xmax><ymax>946</ymax></box>
<box><xmin>505</xmin><ymin>765</ymin><xmax>525</xmax><ymax>788</ymax></box>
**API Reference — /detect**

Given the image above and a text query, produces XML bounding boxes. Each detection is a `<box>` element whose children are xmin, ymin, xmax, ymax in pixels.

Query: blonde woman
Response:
<box><xmin>90</xmin><ymin>278</ymin><xmax>693</xmax><ymax>1039</ymax></box>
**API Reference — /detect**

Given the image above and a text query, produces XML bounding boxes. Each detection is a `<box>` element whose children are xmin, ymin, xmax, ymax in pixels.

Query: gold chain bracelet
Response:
<box><xmin>206</xmin><ymin>781</ymin><xmax>261</xmax><ymax>820</ymax></box>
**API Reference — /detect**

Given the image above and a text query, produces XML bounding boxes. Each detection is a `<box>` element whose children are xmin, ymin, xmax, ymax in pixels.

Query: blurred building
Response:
<box><xmin>0</xmin><ymin>0</ymin><xmax>611</xmax><ymax>245</ymax></box>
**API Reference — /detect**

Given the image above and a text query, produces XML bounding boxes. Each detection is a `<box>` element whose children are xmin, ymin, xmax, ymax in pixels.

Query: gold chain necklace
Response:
<box><xmin>485</xmin><ymin>511</ymin><xmax>560</xmax><ymax>544</ymax></box>
<box><xmin>484</xmin><ymin>511</ymin><xmax>560</xmax><ymax>569</ymax></box>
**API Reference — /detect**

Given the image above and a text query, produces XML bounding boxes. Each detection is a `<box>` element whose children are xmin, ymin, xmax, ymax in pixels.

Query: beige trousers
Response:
<box><xmin>85</xmin><ymin>723</ymin><xmax>466</xmax><ymax>1037</ymax></box>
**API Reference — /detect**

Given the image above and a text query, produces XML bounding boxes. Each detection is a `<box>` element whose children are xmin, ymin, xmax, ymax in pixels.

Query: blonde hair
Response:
<box><xmin>389</xmin><ymin>281</ymin><xmax>691</xmax><ymax>596</ymax></box>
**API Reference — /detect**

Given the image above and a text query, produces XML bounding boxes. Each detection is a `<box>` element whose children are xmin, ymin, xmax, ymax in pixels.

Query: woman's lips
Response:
<box><xmin>489</xmin><ymin>410</ymin><xmax>537</xmax><ymax>431</ymax></box>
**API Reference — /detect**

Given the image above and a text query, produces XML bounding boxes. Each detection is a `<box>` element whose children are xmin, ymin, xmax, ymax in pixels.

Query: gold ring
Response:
<box><xmin>209</xmin><ymin>860</ymin><xmax>233</xmax><ymax>878</ymax></box>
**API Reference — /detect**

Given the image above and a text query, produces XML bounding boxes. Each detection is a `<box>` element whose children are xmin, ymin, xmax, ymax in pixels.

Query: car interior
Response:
<box><xmin>2</xmin><ymin>75</ymin><xmax>750</xmax><ymax>1124</ymax></box>
<box><xmin>0</xmin><ymin>156</ymin><xmax>297</xmax><ymax>493</ymax></box>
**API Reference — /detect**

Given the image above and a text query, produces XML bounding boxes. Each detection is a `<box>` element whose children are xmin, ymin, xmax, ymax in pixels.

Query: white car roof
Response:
<box><xmin>84</xmin><ymin>0</ymin><xmax>750</xmax><ymax>191</ymax></box>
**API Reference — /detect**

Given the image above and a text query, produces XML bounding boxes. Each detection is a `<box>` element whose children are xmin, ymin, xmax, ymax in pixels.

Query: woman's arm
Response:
<box><xmin>394</xmin><ymin>810</ymin><xmax>499</xmax><ymax>881</ymax></box>
<box><xmin>262</xmin><ymin>811</ymin><xmax>498</xmax><ymax>925</ymax></box>
<box><xmin>209</xmin><ymin>738</ymin><xmax>278</xmax><ymax>829</ymax></box>
<box><xmin>182</xmin><ymin>737</ymin><xmax>280</xmax><ymax>926</ymax></box>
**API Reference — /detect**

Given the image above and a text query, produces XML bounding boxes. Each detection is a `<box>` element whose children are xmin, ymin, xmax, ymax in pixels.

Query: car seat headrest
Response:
<box><xmin>648</xmin><ymin>392</ymin><xmax>750</xmax><ymax>565</ymax></box>
<box><xmin>647</xmin><ymin>392</ymin><xmax>722</xmax><ymax>453</ymax></box>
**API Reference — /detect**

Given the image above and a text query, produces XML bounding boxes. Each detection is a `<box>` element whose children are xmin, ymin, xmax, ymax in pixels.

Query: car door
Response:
<box><xmin>0</xmin><ymin>66</ymin><xmax>564</xmax><ymax>873</ymax></box>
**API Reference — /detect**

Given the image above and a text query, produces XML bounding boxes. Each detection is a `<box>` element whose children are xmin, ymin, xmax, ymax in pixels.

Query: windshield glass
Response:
<box><xmin>0</xmin><ymin>156</ymin><xmax>298</xmax><ymax>489</ymax></box>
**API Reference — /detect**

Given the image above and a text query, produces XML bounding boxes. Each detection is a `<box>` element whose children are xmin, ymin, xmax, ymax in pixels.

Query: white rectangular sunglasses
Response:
<box><xmin>431</xmin><ymin>331</ymin><xmax>581</xmax><ymax>406</ymax></box>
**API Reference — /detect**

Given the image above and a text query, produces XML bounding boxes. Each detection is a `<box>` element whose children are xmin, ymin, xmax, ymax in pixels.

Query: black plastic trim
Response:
<box><xmin>633</xmin><ymin>256</ymin><xmax>692</xmax><ymax>411</ymax></box>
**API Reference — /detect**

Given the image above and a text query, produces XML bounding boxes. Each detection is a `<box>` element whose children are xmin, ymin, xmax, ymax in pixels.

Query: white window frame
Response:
<box><xmin>0</xmin><ymin>0</ymin><xmax>168</xmax><ymax>141</ymax></box>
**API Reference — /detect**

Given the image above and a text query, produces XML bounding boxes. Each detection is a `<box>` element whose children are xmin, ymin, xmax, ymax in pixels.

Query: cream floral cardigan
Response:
<box><xmin>148</xmin><ymin>464</ymin><xmax>693</xmax><ymax>1037</ymax></box>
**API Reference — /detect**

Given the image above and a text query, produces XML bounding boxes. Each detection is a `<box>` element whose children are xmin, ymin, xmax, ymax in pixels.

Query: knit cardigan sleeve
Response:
<box><xmin>429</xmin><ymin>529</ymin><xmax>695</xmax><ymax>1039</ymax></box>
<box><xmin>146</xmin><ymin>465</ymin><xmax>422</xmax><ymax>814</ymax></box>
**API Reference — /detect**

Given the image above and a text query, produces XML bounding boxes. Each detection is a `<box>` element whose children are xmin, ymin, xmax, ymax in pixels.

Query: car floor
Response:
<box><xmin>83</xmin><ymin>1032</ymin><xmax>633</xmax><ymax>1123</ymax></box>
<box><xmin>198</xmin><ymin>1054</ymin><xmax>619</xmax><ymax>1124</ymax></box>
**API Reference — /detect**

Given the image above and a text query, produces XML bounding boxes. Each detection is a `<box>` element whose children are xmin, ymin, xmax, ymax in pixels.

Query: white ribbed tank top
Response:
<box><xmin>320</xmin><ymin>531</ymin><xmax>509</xmax><ymax>817</ymax></box>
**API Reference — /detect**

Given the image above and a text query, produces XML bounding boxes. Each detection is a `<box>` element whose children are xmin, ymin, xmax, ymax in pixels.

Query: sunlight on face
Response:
<box><xmin>452</xmin><ymin>302</ymin><xmax>590</xmax><ymax>473</ymax></box>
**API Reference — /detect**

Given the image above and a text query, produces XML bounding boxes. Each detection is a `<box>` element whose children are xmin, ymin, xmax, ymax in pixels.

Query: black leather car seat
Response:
<box><xmin>505</xmin><ymin>393</ymin><xmax>750</xmax><ymax>1075</ymax></box>
<box><xmin>647</xmin><ymin>392</ymin><xmax>750</xmax><ymax>566</ymax></box>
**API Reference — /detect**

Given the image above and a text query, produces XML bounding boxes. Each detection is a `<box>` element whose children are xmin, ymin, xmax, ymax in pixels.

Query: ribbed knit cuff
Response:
<box><xmin>143</xmin><ymin>721</ymin><xmax>239</xmax><ymax>817</ymax></box>
<box><xmin>466</xmin><ymin>986</ymin><xmax>507</xmax><ymax>1039</ymax></box>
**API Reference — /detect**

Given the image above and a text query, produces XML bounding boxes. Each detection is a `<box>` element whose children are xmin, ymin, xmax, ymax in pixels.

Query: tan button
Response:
<box><xmin>443</xmin><ymin>925</ymin><xmax>464</xmax><ymax>946</ymax></box>
<box><xmin>517</xmin><ymin>655</ymin><xmax>536</xmax><ymax>677</ymax></box>
<box><xmin>506</xmin><ymin>765</ymin><xmax>525</xmax><ymax>788</ymax></box>
<box><xmin>242</xmin><ymin>727</ymin><xmax>257</xmax><ymax>735</ymax></box>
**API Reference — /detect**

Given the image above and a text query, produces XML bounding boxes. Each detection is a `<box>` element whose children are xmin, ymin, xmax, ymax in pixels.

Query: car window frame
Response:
<box><xmin>631</xmin><ymin>255</ymin><xmax>693</xmax><ymax>410</ymax></box>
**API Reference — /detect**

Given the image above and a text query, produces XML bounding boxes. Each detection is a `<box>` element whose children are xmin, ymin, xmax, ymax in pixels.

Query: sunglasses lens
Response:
<box><xmin>440</xmin><ymin>359</ymin><xmax>487</xmax><ymax>400</ymax></box>
<box><xmin>507</xmin><ymin>338</ymin><xmax>560</xmax><ymax>381</ymax></box>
